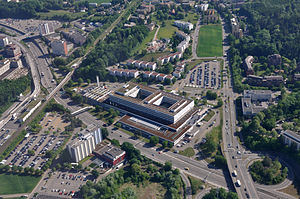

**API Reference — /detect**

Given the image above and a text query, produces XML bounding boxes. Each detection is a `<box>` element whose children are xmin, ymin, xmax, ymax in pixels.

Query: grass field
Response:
<box><xmin>0</xmin><ymin>173</ymin><xmax>41</xmax><ymax>195</ymax></box>
<box><xmin>203</xmin><ymin>110</ymin><xmax>215</xmax><ymax>122</ymax></box>
<box><xmin>179</xmin><ymin>147</ymin><xmax>195</xmax><ymax>157</ymax></box>
<box><xmin>154</xmin><ymin>19</ymin><xmax>178</xmax><ymax>39</ymax></box>
<box><xmin>137</xmin><ymin>51</ymin><xmax>170</xmax><ymax>62</ymax></box>
<box><xmin>120</xmin><ymin>182</ymin><xmax>166</xmax><ymax>199</ymax></box>
<box><xmin>38</xmin><ymin>10</ymin><xmax>86</xmax><ymax>20</ymax></box>
<box><xmin>183</xmin><ymin>12</ymin><xmax>198</xmax><ymax>26</ymax></box>
<box><xmin>197</xmin><ymin>24</ymin><xmax>223</xmax><ymax>57</ymax></box>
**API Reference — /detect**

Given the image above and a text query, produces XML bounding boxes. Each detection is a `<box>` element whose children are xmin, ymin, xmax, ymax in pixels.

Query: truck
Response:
<box><xmin>232</xmin><ymin>170</ymin><xmax>237</xmax><ymax>177</ymax></box>
<box><xmin>236</xmin><ymin>180</ymin><xmax>241</xmax><ymax>187</ymax></box>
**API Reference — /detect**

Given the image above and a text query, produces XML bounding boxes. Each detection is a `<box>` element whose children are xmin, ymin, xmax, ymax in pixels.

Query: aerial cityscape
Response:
<box><xmin>0</xmin><ymin>0</ymin><xmax>299</xmax><ymax>199</ymax></box>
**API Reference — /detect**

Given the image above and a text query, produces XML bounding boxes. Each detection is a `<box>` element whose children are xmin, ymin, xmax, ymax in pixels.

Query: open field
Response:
<box><xmin>38</xmin><ymin>10</ymin><xmax>86</xmax><ymax>20</ymax></box>
<box><xmin>0</xmin><ymin>173</ymin><xmax>41</xmax><ymax>195</ymax></box>
<box><xmin>183</xmin><ymin>12</ymin><xmax>198</xmax><ymax>26</ymax></box>
<box><xmin>154</xmin><ymin>19</ymin><xmax>178</xmax><ymax>39</ymax></box>
<box><xmin>203</xmin><ymin>110</ymin><xmax>215</xmax><ymax>122</ymax></box>
<box><xmin>197</xmin><ymin>25</ymin><xmax>223</xmax><ymax>57</ymax></box>
<box><xmin>120</xmin><ymin>182</ymin><xmax>166</xmax><ymax>199</ymax></box>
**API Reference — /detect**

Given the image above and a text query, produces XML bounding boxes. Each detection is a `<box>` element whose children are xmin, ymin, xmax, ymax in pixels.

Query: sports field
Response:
<box><xmin>0</xmin><ymin>173</ymin><xmax>41</xmax><ymax>195</ymax></box>
<box><xmin>197</xmin><ymin>24</ymin><xmax>223</xmax><ymax>57</ymax></box>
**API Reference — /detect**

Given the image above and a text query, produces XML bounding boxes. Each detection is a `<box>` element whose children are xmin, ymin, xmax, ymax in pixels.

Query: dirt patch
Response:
<box><xmin>120</xmin><ymin>182</ymin><xmax>166</xmax><ymax>199</ymax></box>
<box><xmin>40</xmin><ymin>112</ymin><xmax>70</xmax><ymax>133</ymax></box>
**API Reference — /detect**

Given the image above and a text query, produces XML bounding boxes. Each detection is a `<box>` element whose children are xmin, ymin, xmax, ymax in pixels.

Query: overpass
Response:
<box><xmin>71</xmin><ymin>106</ymin><xmax>93</xmax><ymax>116</ymax></box>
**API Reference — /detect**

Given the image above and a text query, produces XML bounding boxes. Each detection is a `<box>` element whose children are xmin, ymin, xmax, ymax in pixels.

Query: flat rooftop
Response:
<box><xmin>111</xmin><ymin>82</ymin><xmax>193</xmax><ymax>116</ymax></box>
<box><xmin>119</xmin><ymin>115</ymin><xmax>193</xmax><ymax>143</ymax></box>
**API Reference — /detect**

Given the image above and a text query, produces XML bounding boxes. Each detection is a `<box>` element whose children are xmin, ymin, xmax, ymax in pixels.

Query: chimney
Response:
<box><xmin>96</xmin><ymin>76</ymin><xmax>100</xmax><ymax>87</ymax></box>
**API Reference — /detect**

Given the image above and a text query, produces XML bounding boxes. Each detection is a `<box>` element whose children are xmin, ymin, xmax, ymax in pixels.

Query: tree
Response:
<box><xmin>162</xmin><ymin>140</ymin><xmax>168</xmax><ymax>148</ymax></box>
<box><xmin>164</xmin><ymin>161</ymin><xmax>172</xmax><ymax>171</ymax></box>
<box><xmin>217</xmin><ymin>98</ymin><xmax>223</xmax><ymax>107</ymax></box>
<box><xmin>262</xmin><ymin>156</ymin><xmax>272</xmax><ymax>167</ymax></box>
<box><xmin>101</xmin><ymin>127</ymin><xmax>109</xmax><ymax>139</ymax></box>
<box><xmin>91</xmin><ymin>169</ymin><xmax>99</xmax><ymax>178</ymax></box>
<box><xmin>206</xmin><ymin>90</ymin><xmax>217</xmax><ymax>100</ymax></box>
<box><xmin>150</xmin><ymin>136</ymin><xmax>159</xmax><ymax>146</ymax></box>
<box><xmin>111</xmin><ymin>139</ymin><xmax>120</xmax><ymax>146</ymax></box>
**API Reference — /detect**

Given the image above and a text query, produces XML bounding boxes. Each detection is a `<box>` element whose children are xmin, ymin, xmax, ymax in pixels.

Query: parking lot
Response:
<box><xmin>186</xmin><ymin>61</ymin><xmax>221</xmax><ymax>89</ymax></box>
<box><xmin>37</xmin><ymin>171</ymin><xmax>94</xmax><ymax>198</ymax></box>
<box><xmin>4</xmin><ymin>131</ymin><xmax>67</xmax><ymax>169</ymax></box>
<box><xmin>40</xmin><ymin>113</ymin><xmax>69</xmax><ymax>133</ymax></box>
<box><xmin>0</xmin><ymin>18</ymin><xmax>61</xmax><ymax>35</ymax></box>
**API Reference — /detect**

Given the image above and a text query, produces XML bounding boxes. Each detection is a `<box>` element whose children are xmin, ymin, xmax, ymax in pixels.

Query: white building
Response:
<box><xmin>282</xmin><ymin>130</ymin><xmax>300</xmax><ymax>150</ymax></box>
<box><xmin>51</xmin><ymin>40</ymin><xmax>68</xmax><ymax>56</ymax></box>
<box><xmin>67</xmin><ymin>127</ymin><xmax>102</xmax><ymax>162</ymax></box>
<box><xmin>0</xmin><ymin>59</ymin><xmax>10</xmax><ymax>76</ymax></box>
<box><xmin>174</xmin><ymin>21</ymin><xmax>194</xmax><ymax>31</ymax></box>
<box><xmin>0</xmin><ymin>36</ymin><xmax>9</xmax><ymax>47</ymax></box>
<box><xmin>199</xmin><ymin>4</ymin><xmax>209</xmax><ymax>11</ymax></box>
<box><xmin>39</xmin><ymin>23</ymin><xmax>55</xmax><ymax>36</ymax></box>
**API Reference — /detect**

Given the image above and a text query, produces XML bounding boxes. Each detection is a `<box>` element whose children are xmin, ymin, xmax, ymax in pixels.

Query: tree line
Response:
<box><xmin>74</xmin><ymin>25</ymin><xmax>149</xmax><ymax>82</ymax></box>
<box><xmin>0</xmin><ymin>0</ymin><xmax>64</xmax><ymax>19</ymax></box>
<box><xmin>0</xmin><ymin>75</ymin><xmax>31</xmax><ymax>116</ymax></box>
<box><xmin>80</xmin><ymin>142</ymin><xmax>183</xmax><ymax>199</ymax></box>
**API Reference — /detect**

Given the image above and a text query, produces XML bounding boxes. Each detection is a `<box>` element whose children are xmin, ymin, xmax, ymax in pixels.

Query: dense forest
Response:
<box><xmin>0</xmin><ymin>76</ymin><xmax>31</xmax><ymax>116</ymax></box>
<box><xmin>224</xmin><ymin>0</ymin><xmax>300</xmax><ymax>92</ymax></box>
<box><xmin>74</xmin><ymin>25</ymin><xmax>149</xmax><ymax>81</ymax></box>
<box><xmin>80</xmin><ymin>142</ymin><xmax>183</xmax><ymax>199</ymax></box>
<box><xmin>0</xmin><ymin>0</ymin><xmax>64</xmax><ymax>19</ymax></box>
<box><xmin>241</xmin><ymin>90</ymin><xmax>300</xmax><ymax>162</ymax></box>
<box><xmin>238</xmin><ymin>0</ymin><xmax>300</xmax><ymax>61</ymax></box>
<box><xmin>0</xmin><ymin>0</ymin><xmax>127</xmax><ymax>19</ymax></box>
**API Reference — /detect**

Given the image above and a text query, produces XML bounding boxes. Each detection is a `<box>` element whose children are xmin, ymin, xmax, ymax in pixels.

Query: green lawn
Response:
<box><xmin>38</xmin><ymin>10</ymin><xmax>86</xmax><ymax>20</ymax></box>
<box><xmin>155</xmin><ymin>19</ymin><xmax>178</xmax><ymax>39</ymax></box>
<box><xmin>197</xmin><ymin>24</ymin><xmax>223</xmax><ymax>57</ymax></box>
<box><xmin>0</xmin><ymin>173</ymin><xmax>41</xmax><ymax>195</ymax></box>
<box><xmin>137</xmin><ymin>51</ymin><xmax>171</xmax><ymax>62</ymax></box>
<box><xmin>179</xmin><ymin>147</ymin><xmax>195</xmax><ymax>157</ymax></box>
<box><xmin>183</xmin><ymin>12</ymin><xmax>198</xmax><ymax>26</ymax></box>
<box><xmin>203</xmin><ymin>110</ymin><xmax>215</xmax><ymax>122</ymax></box>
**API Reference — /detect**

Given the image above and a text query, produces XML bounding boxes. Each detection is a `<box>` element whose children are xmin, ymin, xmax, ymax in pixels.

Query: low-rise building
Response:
<box><xmin>174</xmin><ymin>20</ymin><xmax>194</xmax><ymax>30</ymax></box>
<box><xmin>0</xmin><ymin>36</ymin><xmax>9</xmax><ymax>47</ymax></box>
<box><xmin>67</xmin><ymin>126</ymin><xmax>102</xmax><ymax>162</ymax></box>
<box><xmin>282</xmin><ymin>130</ymin><xmax>300</xmax><ymax>150</ymax></box>
<box><xmin>230</xmin><ymin>17</ymin><xmax>243</xmax><ymax>38</ymax></box>
<box><xmin>173</xmin><ymin>71</ymin><xmax>181</xmax><ymax>78</ymax></box>
<box><xmin>39</xmin><ymin>23</ymin><xmax>55</xmax><ymax>36</ymax></box>
<box><xmin>244</xmin><ymin>56</ymin><xmax>254</xmax><ymax>76</ymax></box>
<box><xmin>247</xmin><ymin>75</ymin><xmax>284</xmax><ymax>87</ymax></box>
<box><xmin>241</xmin><ymin>90</ymin><xmax>272</xmax><ymax>117</ymax></box>
<box><xmin>51</xmin><ymin>40</ymin><xmax>68</xmax><ymax>56</ymax></box>
<box><xmin>94</xmin><ymin>145</ymin><xmax>126</xmax><ymax>166</ymax></box>
<box><xmin>0</xmin><ymin>59</ymin><xmax>10</xmax><ymax>76</ymax></box>
<box><xmin>5</xmin><ymin>44</ymin><xmax>21</xmax><ymax>58</ymax></box>
<box><xmin>268</xmin><ymin>54</ymin><xmax>282</xmax><ymax>66</ymax></box>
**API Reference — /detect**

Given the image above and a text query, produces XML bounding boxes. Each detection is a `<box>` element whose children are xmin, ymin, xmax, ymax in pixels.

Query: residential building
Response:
<box><xmin>268</xmin><ymin>54</ymin><xmax>282</xmax><ymax>66</ymax></box>
<box><xmin>67</xmin><ymin>127</ymin><xmax>102</xmax><ymax>162</ymax></box>
<box><xmin>173</xmin><ymin>71</ymin><xmax>181</xmax><ymax>78</ymax></box>
<box><xmin>198</xmin><ymin>3</ymin><xmax>209</xmax><ymax>11</ymax></box>
<box><xmin>39</xmin><ymin>23</ymin><xmax>55</xmax><ymax>36</ymax></box>
<box><xmin>0</xmin><ymin>36</ymin><xmax>9</xmax><ymax>47</ymax></box>
<box><xmin>51</xmin><ymin>40</ymin><xmax>68</xmax><ymax>56</ymax></box>
<box><xmin>5</xmin><ymin>44</ymin><xmax>21</xmax><ymax>58</ymax></box>
<box><xmin>0</xmin><ymin>59</ymin><xmax>10</xmax><ymax>76</ymax></box>
<box><xmin>241</xmin><ymin>90</ymin><xmax>272</xmax><ymax>116</ymax></box>
<box><xmin>244</xmin><ymin>56</ymin><xmax>254</xmax><ymax>76</ymax></box>
<box><xmin>230</xmin><ymin>17</ymin><xmax>243</xmax><ymax>38</ymax></box>
<box><xmin>293</xmin><ymin>73</ymin><xmax>300</xmax><ymax>82</ymax></box>
<box><xmin>282</xmin><ymin>130</ymin><xmax>300</xmax><ymax>150</ymax></box>
<box><xmin>174</xmin><ymin>20</ymin><xmax>194</xmax><ymax>30</ymax></box>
